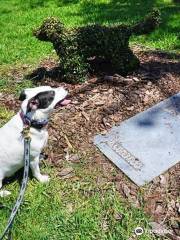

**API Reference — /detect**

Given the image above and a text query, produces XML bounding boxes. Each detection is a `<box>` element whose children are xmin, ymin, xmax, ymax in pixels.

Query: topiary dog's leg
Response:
<box><xmin>111</xmin><ymin>49</ymin><xmax>140</xmax><ymax>75</ymax></box>
<box><xmin>60</xmin><ymin>52</ymin><xmax>89</xmax><ymax>84</ymax></box>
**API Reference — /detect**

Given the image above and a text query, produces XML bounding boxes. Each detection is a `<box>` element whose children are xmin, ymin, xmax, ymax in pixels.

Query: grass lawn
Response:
<box><xmin>0</xmin><ymin>0</ymin><xmax>179</xmax><ymax>239</ymax></box>
<box><xmin>0</xmin><ymin>0</ymin><xmax>179</xmax><ymax>69</ymax></box>
<box><xmin>0</xmin><ymin>164</ymin><xmax>153</xmax><ymax>240</ymax></box>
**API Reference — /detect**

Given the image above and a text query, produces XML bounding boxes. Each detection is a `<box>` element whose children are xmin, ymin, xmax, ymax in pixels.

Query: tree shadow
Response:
<box><xmin>144</xmin><ymin>50</ymin><xmax>180</xmax><ymax>60</ymax></box>
<box><xmin>73</xmin><ymin>0</ymin><xmax>155</xmax><ymax>25</ymax></box>
<box><xmin>135</xmin><ymin>93</ymin><xmax>180</xmax><ymax>128</ymax></box>
<box><xmin>14</xmin><ymin>0</ymin><xmax>45</xmax><ymax>11</ymax></box>
<box><xmin>167</xmin><ymin>93</ymin><xmax>180</xmax><ymax>114</ymax></box>
<box><xmin>140</xmin><ymin>60</ymin><xmax>180</xmax><ymax>79</ymax></box>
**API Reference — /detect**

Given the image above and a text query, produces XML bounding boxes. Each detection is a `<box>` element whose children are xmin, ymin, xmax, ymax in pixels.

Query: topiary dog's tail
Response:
<box><xmin>131</xmin><ymin>9</ymin><xmax>160</xmax><ymax>36</ymax></box>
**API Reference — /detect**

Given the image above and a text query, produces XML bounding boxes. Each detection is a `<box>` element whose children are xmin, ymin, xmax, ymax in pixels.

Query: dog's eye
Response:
<box><xmin>31</xmin><ymin>100</ymin><xmax>39</xmax><ymax>105</ymax></box>
<box><xmin>49</xmin><ymin>97</ymin><xmax>54</xmax><ymax>102</ymax></box>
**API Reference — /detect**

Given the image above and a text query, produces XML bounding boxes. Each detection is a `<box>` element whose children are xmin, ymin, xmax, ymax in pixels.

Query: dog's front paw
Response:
<box><xmin>0</xmin><ymin>190</ymin><xmax>11</xmax><ymax>197</ymax></box>
<box><xmin>37</xmin><ymin>175</ymin><xmax>50</xmax><ymax>183</ymax></box>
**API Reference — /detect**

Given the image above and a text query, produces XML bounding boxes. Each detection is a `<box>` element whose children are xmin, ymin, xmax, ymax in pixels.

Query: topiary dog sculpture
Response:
<box><xmin>34</xmin><ymin>10</ymin><xmax>160</xmax><ymax>83</ymax></box>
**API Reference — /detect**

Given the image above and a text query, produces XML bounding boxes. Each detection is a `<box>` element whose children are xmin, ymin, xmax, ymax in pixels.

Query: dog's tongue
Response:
<box><xmin>60</xmin><ymin>99</ymin><xmax>71</xmax><ymax>106</ymax></box>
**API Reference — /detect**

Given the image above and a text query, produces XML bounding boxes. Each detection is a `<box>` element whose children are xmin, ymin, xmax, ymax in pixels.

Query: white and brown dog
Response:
<box><xmin>0</xmin><ymin>86</ymin><xmax>70</xmax><ymax>197</ymax></box>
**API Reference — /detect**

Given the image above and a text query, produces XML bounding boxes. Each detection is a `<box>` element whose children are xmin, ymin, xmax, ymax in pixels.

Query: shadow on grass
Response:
<box><xmin>77</xmin><ymin>0</ymin><xmax>155</xmax><ymax>24</ymax></box>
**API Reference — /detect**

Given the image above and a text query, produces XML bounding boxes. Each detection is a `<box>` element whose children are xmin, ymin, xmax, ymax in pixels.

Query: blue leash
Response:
<box><xmin>0</xmin><ymin>136</ymin><xmax>31</xmax><ymax>240</ymax></box>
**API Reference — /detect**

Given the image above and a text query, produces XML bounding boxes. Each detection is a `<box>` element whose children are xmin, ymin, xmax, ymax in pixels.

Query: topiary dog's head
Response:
<box><xmin>34</xmin><ymin>17</ymin><xmax>64</xmax><ymax>42</ymax></box>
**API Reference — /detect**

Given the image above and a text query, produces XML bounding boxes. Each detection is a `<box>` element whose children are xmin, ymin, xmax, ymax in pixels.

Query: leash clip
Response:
<box><xmin>22</xmin><ymin>125</ymin><xmax>31</xmax><ymax>140</ymax></box>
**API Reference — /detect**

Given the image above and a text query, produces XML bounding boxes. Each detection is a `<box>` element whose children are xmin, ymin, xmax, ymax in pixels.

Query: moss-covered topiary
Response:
<box><xmin>34</xmin><ymin>9</ymin><xmax>160</xmax><ymax>83</ymax></box>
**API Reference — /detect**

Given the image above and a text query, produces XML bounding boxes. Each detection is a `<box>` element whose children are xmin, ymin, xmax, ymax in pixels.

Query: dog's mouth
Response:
<box><xmin>55</xmin><ymin>98</ymin><xmax>71</xmax><ymax>108</ymax></box>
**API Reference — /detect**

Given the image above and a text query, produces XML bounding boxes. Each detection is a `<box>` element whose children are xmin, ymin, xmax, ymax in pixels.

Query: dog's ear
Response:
<box><xmin>19</xmin><ymin>90</ymin><xmax>26</xmax><ymax>101</ymax></box>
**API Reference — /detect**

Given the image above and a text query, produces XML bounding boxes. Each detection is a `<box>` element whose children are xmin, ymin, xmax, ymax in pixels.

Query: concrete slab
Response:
<box><xmin>94</xmin><ymin>93</ymin><xmax>180</xmax><ymax>186</ymax></box>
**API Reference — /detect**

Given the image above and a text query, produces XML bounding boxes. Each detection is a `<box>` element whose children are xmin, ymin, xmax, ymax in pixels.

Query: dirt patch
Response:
<box><xmin>1</xmin><ymin>49</ymin><xmax>180</xmax><ymax>237</ymax></box>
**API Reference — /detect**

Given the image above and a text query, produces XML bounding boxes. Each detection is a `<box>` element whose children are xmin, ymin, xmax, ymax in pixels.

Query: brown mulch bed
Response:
<box><xmin>0</xmin><ymin>48</ymin><xmax>180</xmax><ymax>237</ymax></box>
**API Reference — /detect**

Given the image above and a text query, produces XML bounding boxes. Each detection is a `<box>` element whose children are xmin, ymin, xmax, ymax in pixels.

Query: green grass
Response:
<box><xmin>0</xmin><ymin>0</ymin><xmax>179</xmax><ymax>69</ymax></box>
<box><xmin>0</xmin><ymin>77</ymin><xmax>34</xmax><ymax>95</ymax></box>
<box><xmin>0</xmin><ymin>164</ymin><xmax>154</xmax><ymax>240</ymax></box>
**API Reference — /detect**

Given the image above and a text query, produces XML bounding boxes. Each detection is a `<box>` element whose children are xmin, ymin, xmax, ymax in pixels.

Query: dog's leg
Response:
<box><xmin>0</xmin><ymin>179</ymin><xmax>11</xmax><ymax>197</ymax></box>
<box><xmin>30</xmin><ymin>155</ymin><xmax>50</xmax><ymax>183</ymax></box>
